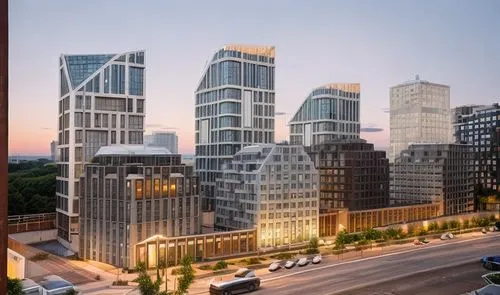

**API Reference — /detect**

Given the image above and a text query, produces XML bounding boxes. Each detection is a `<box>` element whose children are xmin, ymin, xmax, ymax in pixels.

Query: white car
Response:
<box><xmin>440</xmin><ymin>232</ymin><xmax>454</xmax><ymax>240</ymax></box>
<box><xmin>284</xmin><ymin>260</ymin><xmax>296</xmax><ymax>269</ymax></box>
<box><xmin>297</xmin><ymin>257</ymin><xmax>309</xmax><ymax>267</ymax></box>
<box><xmin>268</xmin><ymin>262</ymin><xmax>281</xmax><ymax>272</ymax></box>
<box><xmin>312</xmin><ymin>255</ymin><xmax>322</xmax><ymax>264</ymax></box>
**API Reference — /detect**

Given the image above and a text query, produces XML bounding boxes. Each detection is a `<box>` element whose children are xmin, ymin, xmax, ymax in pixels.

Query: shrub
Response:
<box><xmin>30</xmin><ymin>252</ymin><xmax>49</xmax><ymax>261</ymax></box>
<box><xmin>462</xmin><ymin>220</ymin><xmax>470</xmax><ymax>229</ymax></box>
<box><xmin>449</xmin><ymin>220</ymin><xmax>459</xmax><ymax>229</ymax></box>
<box><xmin>8</xmin><ymin>277</ymin><xmax>23</xmax><ymax>295</ymax></box>
<box><xmin>198</xmin><ymin>264</ymin><xmax>212</xmax><ymax>271</ymax></box>
<box><xmin>246</xmin><ymin>257</ymin><xmax>261</xmax><ymax>265</ymax></box>
<box><xmin>364</xmin><ymin>228</ymin><xmax>383</xmax><ymax>241</ymax></box>
<box><xmin>213</xmin><ymin>260</ymin><xmax>228</xmax><ymax>271</ymax></box>
<box><xmin>478</xmin><ymin>217</ymin><xmax>490</xmax><ymax>227</ymax></box>
<box><xmin>407</xmin><ymin>225</ymin><xmax>416</xmax><ymax>237</ymax></box>
<box><xmin>428</xmin><ymin>222</ymin><xmax>439</xmax><ymax>232</ymax></box>
<box><xmin>417</xmin><ymin>229</ymin><xmax>428</xmax><ymax>236</ymax></box>
<box><xmin>489</xmin><ymin>214</ymin><xmax>496</xmax><ymax>222</ymax></box>
<box><xmin>112</xmin><ymin>280</ymin><xmax>128</xmax><ymax>286</ymax></box>
<box><xmin>271</xmin><ymin>252</ymin><xmax>295</xmax><ymax>260</ymax></box>
<box><xmin>440</xmin><ymin>221</ymin><xmax>449</xmax><ymax>230</ymax></box>
<box><xmin>385</xmin><ymin>227</ymin><xmax>403</xmax><ymax>240</ymax></box>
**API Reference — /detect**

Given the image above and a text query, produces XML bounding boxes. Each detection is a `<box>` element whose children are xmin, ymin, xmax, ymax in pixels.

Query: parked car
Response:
<box><xmin>440</xmin><ymin>232</ymin><xmax>454</xmax><ymax>240</ymax></box>
<box><xmin>284</xmin><ymin>260</ymin><xmax>296</xmax><ymax>269</ymax></box>
<box><xmin>38</xmin><ymin>275</ymin><xmax>79</xmax><ymax>295</ymax></box>
<box><xmin>209</xmin><ymin>268</ymin><xmax>261</xmax><ymax>295</ymax></box>
<box><xmin>482</xmin><ymin>256</ymin><xmax>500</xmax><ymax>270</ymax></box>
<box><xmin>312</xmin><ymin>255</ymin><xmax>322</xmax><ymax>264</ymax></box>
<box><xmin>268</xmin><ymin>262</ymin><xmax>281</xmax><ymax>272</ymax></box>
<box><xmin>297</xmin><ymin>257</ymin><xmax>309</xmax><ymax>267</ymax></box>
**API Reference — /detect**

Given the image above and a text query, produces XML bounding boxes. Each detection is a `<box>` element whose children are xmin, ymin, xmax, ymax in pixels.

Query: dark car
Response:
<box><xmin>481</xmin><ymin>256</ymin><xmax>500</xmax><ymax>270</ymax></box>
<box><xmin>209</xmin><ymin>268</ymin><xmax>261</xmax><ymax>295</ymax></box>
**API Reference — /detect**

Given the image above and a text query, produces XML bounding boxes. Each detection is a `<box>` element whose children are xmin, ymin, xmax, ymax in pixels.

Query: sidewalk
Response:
<box><xmin>187</xmin><ymin>231</ymin><xmax>493</xmax><ymax>294</ymax></box>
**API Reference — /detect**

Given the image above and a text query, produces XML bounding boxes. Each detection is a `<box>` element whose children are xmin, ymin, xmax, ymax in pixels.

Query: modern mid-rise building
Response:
<box><xmin>50</xmin><ymin>140</ymin><xmax>58</xmax><ymax>162</ymax></box>
<box><xmin>195</xmin><ymin>45</ymin><xmax>276</xmax><ymax>212</ymax></box>
<box><xmin>453</xmin><ymin>103</ymin><xmax>500</xmax><ymax>191</ymax></box>
<box><xmin>392</xmin><ymin>143</ymin><xmax>473</xmax><ymax>215</ymax></box>
<box><xmin>144</xmin><ymin>131</ymin><xmax>178</xmax><ymax>153</ymax></box>
<box><xmin>79</xmin><ymin>145</ymin><xmax>201</xmax><ymax>267</ymax></box>
<box><xmin>452</xmin><ymin>105</ymin><xmax>486</xmax><ymax>124</ymax></box>
<box><xmin>215</xmin><ymin>144</ymin><xmax>319</xmax><ymax>248</ymax></box>
<box><xmin>389</xmin><ymin>75</ymin><xmax>452</xmax><ymax>163</ymax></box>
<box><xmin>306</xmin><ymin>139</ymin><xmax>389</xmax><ymax>212</ymax></box>
<box><xmin>289</xmin><ymin>83</ymin><xmax>360</xmax><ymax>147</ymax></box>
<box><xmin>57</xmin><ymin>51</ymin><xmax>146</xmax><ymax>251</ymax></box>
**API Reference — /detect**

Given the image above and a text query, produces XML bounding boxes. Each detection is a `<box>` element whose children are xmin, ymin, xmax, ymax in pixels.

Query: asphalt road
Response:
<box><xmin>253</xmin><ymin>233</ymin><xmax>500</xmax><ymax>295</ymax></box>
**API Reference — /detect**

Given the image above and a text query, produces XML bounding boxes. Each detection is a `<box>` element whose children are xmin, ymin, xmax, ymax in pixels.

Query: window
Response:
<box><xmin>135</xmin><ymin>180</ymin><xmax>143</xmax><ymax>200</ymax></box>
<box><xmin>162</xmin><ymin>179</ymin><xmax>168</xmax><ymax>197</ymax></box>
<box><xmin>128</xmin><ymin>98</ymin><xmax>133</xmax><ymax>112</ymax></box>
<box><xmin>145</xmin><ymin>179</ymin><xmax>152</xmax><ymax>199</ymax></box>
<box><xmin>111</xmin><ymin>64</ymin><xmax>125</xmax><ymax>94</ymax></box>
<box><xmin>128</xmin><ymin>116</ymin><xmax>143</xmax><ymax>129</ymax></box>
<box><xmin>154</xmin><ymin>179</ymin><xmax>160</xmax><ymax>198</ymax></box>
<box><xmin>137</xmin><ymin>99</ymin><xmax>144</xmax><ymax>113</ymax></box>
<box><xmin>120</xmin><ymin>115</ymin><xmax>125</xmax><ymax>128</ymax></box>
<box><xmin>112</xmin><ymin>114</ymin><xmax>117</xmax><ymax>128</ymax></box>
<box><xmin>129</xmin><ymin>67</ymin><xmax>144</xmax><ymax>96</ymax></box>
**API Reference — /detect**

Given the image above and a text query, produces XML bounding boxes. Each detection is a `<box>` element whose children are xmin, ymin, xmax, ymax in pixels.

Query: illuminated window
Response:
<box><xmin>154</xmin><ymin>179</ymin><xmax>160</xmax><ymax>198</ymax></box>
<box><xmin>145</xmin><ymin>179</ymin><xmax>152</xmax><ymax>199</ymax></box>
<box><xmin>170</xmin><ymin>179</ymin><xmax>177</xmax><ymax>197</ymax></box>
<box><xmin>135</xmin><ymin>180</ymin><xmax>143</xmax><ymax>200</ymax></box>
<box><xmin>162</xmin><ymin>178</ymin><xmax>168</xmax><ymax>197</ymax></box>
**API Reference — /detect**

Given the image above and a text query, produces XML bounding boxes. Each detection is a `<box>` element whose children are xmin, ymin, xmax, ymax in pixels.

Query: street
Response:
<box><xmin>250</xmin><ymin>234</ymin><xmax>499</xmax><ymax>295</ymax></box>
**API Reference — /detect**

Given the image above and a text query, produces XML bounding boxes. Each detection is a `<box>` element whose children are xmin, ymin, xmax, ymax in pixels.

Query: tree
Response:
<box><xmin>136</xmin><ymin>261</ymin><xmax>162</xmax><ymax>295</ymax></box>
<box><xmin>7</xmin><ymin>277</ymin><xmax>23</xmax><ymax>295</ymax></box>
<box><xmin>176</xmin><ymin>255</ymin><xmax>195</xmax><ymax>295</ymax></box>
<box><xmin>306</xmin><ymin>237</ymin><xmax>319</xmax><ymax>254</ymax></box>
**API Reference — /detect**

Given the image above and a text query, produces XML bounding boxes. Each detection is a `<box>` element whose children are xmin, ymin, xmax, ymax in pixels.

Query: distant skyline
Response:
<box><xmin>9</xmin><ymin>0</ymin><xmax>500</xmax><ymax>155</ymax></box>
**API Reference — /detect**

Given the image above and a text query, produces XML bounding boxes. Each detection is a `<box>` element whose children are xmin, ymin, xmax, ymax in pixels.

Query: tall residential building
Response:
<box><xmin>57</xmin><ymin>51</ymin><xmax>145</xmax><ymax>251</ymax></box>
<box><xmin>306</xmin><ymin>139</ymin><xmax>389</xmax><ymax>212</ymax></box>
<box><xmin>195</xmin><ymin>45</ymin><xmax>276</xmax><ymax>212</ymax></box>
<box><xmin>453</xmin><ymin>103</ymin><xmax>500</xmax><ymax>191</ymax></box>
<box><xmin>79</xmin><ymin>145</ymin><xmax>201</xmax><ymax>267</ymax></box>
<box><xmin>215</xmin><ymin>144</ymin><xmax>319</xmax><ymax>247</ymax></box>
<box><xmin>144</xmin><ymin>131</ymin><xmax>178</xmax><ymax>153</ymax></box>
<box><xmin>392</xmin><ymin>143</ymin><xmax>473</xmax><ymax>215</ymax></box>
<box><xmin>389</xmin><ymin>75</ymin><xmax>452</xmax><ymax>163</ymax></box>
<box><xmin>50</xmin><ymin>140</ymin><xmax>58</xmax><ymax>162</ymax></box>
<box><xmin>289</xmin><ymin>83</ymin><xmax>360</xmax><ymax>147</ymax></box>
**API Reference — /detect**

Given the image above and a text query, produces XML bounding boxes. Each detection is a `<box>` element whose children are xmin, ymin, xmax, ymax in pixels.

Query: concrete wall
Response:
<box><xmin>9</xmin><ymin>229</ymin><xmax>57</xmax><ymax>245</ymax></box>
<box><xmin>7</xmin><ymin>248</ymin><xmax>25</xmax><ymax>279</ymax></box>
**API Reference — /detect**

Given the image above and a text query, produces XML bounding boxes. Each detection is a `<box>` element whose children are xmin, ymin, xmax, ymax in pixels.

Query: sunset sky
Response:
<box><xmin>9</xmin><ymin>0</ymin><xmax>500</xmax><ymax>155</ymax></box>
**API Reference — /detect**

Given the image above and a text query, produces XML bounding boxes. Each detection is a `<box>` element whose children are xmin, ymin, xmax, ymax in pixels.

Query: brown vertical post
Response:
<box><xmin>0</xmin><ymin>0</ymin><xmax>8</xmax><ymax>291</ymax></box>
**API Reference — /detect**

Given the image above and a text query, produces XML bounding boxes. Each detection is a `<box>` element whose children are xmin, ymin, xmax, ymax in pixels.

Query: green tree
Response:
<box><xmin>135</xmin><ymin>261</ymin><xmax>163</xmax><ymax>295</ymax></box>
<box><xmin>7</xmin><ymin>277</ymin><xmax>23</xmax><ymax>295</ymax></box>
<box><xmin>428</xmin><ymin>222</ymin><xmax>439</xmax><ymax>232</ymax></box>
<box><xmin>176</xmin><ymin>255</ymin><xmax>195</xmax><ymax>295</ymax></box>
<box><xmin>334</xmin><ymin>230</ymin><xmax>348</xmax><ymax>250</ymax></box>
<box><xmin>306</xmin><ymin>237</ymin><xmax>320</xmax><ymax>254</ymax></box>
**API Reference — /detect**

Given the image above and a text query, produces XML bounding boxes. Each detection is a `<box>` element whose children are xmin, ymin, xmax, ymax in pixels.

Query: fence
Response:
<box><xmin>8</xmin><ymin>213</ymin><xmax>57</xmax><ymax>234</ymax></box>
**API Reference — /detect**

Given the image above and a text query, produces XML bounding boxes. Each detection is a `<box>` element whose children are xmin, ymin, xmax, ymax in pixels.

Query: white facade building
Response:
<box><xmin>389</xmin><ymin>75</ymin><xmax>453</xmax><ymax>163</ymax></box>
<box><xmin>289</xmin><ymin>83</ymin><xmax>360</xmax><ymax>146</ymax></box>
<box><xmin>216</xmin><ymin>144</ymin><xmax>320</xmax><ymax>248</ymax></box>
<box><xmin>195</xmin><ymin>45</ymin><xmax>276</xmax><ymax>212</ymax></box>
<box><xmin>144</xmin><ymin>131</ymin><xmax>178</xmax><ymax>153</ymax></box>
<box><xmin>57</xmin><ymin>51</ymin><xmax>145</xmax><ymax>251</ymax></box>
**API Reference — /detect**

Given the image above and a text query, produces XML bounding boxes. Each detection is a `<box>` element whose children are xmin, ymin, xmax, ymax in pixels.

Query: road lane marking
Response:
<box><xmin>323</xmin><ymin>257</ymin><xmax>482</xmax><ymax>295</ymax></box>
<box><xmin>261</xmin><ymin>234</ymin><xmax>499</xmax><ymax>283</ymax></box>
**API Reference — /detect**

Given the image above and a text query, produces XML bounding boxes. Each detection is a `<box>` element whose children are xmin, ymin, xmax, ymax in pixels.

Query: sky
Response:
<box><xmin>8</xmin><ymin>0</ymin><xmax>500</xmax><ymax>155</ymax></box>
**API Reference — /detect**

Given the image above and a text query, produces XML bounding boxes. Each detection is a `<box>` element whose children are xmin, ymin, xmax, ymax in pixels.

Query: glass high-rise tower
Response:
<box><xmin>57</xmin><ymin>51</ymin><xmax>145</xmax><ymax>251</ymax></box>
<box><xmin>195</xmin><ymin>45</ymin><xmax>276</xmax><ymax>212</ymax></box>
<box><xmin>289</xmin><ymin>83</ymin><xmax>360</xmax><ymax>146</ymax></box>
<box><xmin>389</xmin><ymin>75</ymin><xmax>452</xmax><ymax>163</ymax></box>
